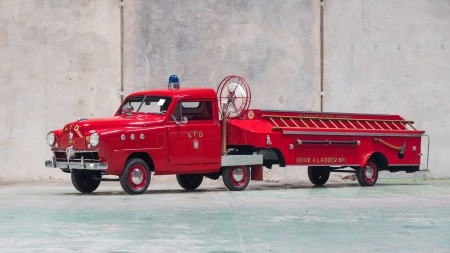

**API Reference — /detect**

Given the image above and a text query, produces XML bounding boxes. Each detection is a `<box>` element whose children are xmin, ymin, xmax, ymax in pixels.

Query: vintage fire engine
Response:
<box><xmin>45</xmin><ymin>75</ymin><xmax>428</xmax><ymax>194</ymax></box>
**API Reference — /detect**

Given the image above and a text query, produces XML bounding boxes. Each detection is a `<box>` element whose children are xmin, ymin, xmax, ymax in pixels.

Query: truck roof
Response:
<box><xmin>127</xmin><ymin>87</ymin><xmax>217</xmax><ymax>100</ymax></box>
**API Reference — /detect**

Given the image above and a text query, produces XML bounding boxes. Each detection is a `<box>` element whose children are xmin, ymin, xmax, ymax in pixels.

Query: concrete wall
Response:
<box><xmin>0</xmin><ymin>0</ymin><xmax>120</xmax><ymax>179</ymax></box>
<box><xmin>323</xmin><ymin>0</ymin><xmax>450</xmax><ymax>178</ymax></box>
<box><xmin>0</xmin><ymin>0</ymin><xmax>448</xmax><ymax>180</ymax></box>
<box><xmin>123</xmin><ymin>0</ymin><xmax>320</xmax><ymax>111</ymax></box>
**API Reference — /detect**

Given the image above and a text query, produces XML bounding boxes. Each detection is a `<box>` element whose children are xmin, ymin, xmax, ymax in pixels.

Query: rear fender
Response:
<box><xmin>360</xmin><ymin>152</ymin><xmax>389</xmax><ymax>170</ymax></box>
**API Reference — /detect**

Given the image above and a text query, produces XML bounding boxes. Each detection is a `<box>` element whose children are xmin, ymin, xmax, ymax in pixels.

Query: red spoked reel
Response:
<box><xmin>216</xmin><ymin>76</ymin><xmax>252</xmax><ymax>119</ymax></box>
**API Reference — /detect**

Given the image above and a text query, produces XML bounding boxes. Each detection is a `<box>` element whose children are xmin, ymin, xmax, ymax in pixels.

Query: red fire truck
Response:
<box><xmin>45</xmin><ymin>76</ymin><xmax>428</xmax><ymax>194</ymax></box>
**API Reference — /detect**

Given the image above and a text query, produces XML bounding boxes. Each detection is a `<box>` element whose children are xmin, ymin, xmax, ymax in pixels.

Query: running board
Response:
<box><xmin>221</xmin><ymin>155</ymin><xmax>263</xmax><ymax>167</ymax></box>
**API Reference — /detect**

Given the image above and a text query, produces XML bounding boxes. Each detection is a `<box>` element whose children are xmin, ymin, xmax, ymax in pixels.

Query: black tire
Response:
<box><xmin>222</xmin><ymin>165</ymin><xmax>250</xmax><ymax>191</ymax></box>
<box><xmin>71</xmin><ymin>170</ymin><xmax>101</xmax><ymax>193</ymax></box>
<box><xmin>357</xmin><ymin>158</ymin><xmax>379</xmax><ymax>186</ymax></box>
<box><xmin>176</xmin><ymin>174</ymin><xmax>203</xmax><ymax>190</ymax></box>
<box><xmin>120</xmin><ymin>158</ymin><xmax>151</xmax><ymax>194</ymax></box>
<box><xmin>307</xmin><ymin>166</ymin><xmax>330</xmax><ymax>185</ymax></box>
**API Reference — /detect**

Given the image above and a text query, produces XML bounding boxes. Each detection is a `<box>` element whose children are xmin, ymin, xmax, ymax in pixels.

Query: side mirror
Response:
<box><xmin>174</xmin><ymin>116</ymin><xmax>188</xmax><ymax>125</ymax></box>
<box><xmin>122</xmin><ymin>104</ymin><xmax>134</xmax><ymax>116</ymax></box>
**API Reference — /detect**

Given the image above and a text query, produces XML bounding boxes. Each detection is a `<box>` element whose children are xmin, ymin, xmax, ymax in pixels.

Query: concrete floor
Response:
<box><xmin>0</xmin><ymin>178</ymin><xmax>449</xmax><ymax>252</ymax></box>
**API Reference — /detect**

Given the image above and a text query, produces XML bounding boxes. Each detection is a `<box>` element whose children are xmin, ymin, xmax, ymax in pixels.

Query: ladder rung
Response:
<box><xmin>290</xmin><ymin>118</ymin><xmax>299</xmax><ymax>127</ymax></box>
<box><xmin>407</xmin><ymin>123</ymin><xmax>417</xmax><ymax>130</ymax></box>
<box><xmin>374</xmin><ymin>121</ymin><xmax>383</xmax><ymax>130</ymax></box>
<box><xmin>310</xmin><ymin>119</ymin><xmax>319</xmax><ymax>128</ymax></box>
<box><xmin>338</xmin><ymin>120</ymin><xmax>348</xmax><ymax>129</ymax></box>
<box><xmin>280</xmin><ymin>118</ymin><xmax>289</xmax><ymax>128</ymax></box>
<box><xmin>347</xmin><ymin>120</ymin><xmax>357</xmax><ymax>130</ymax></box>
<box><xmin>366</xmin><ymin>121</ymin><xmax>375</xmax><ymax>129</ymax></box>
<box><xmin>319</xmin><ymin>119</ymin><xmax>329</xmax><ymax>128</ymax></box>
<box><xmin>329</xmin><ymin>119</ymin><xmax>339</xmax><ymax>129</ymax></box>
<box><xmin>300</xmin><ymin>118</ymin><xmax>309</xmax><ymax>128</ymax></box>
<box><xmin>357</xmin><ymin>121</ymin><xmax>366</xmax><ymax>129</ymax></box>
<box><xmin>269</xmin><ymin>117</ymin><xmax>279</xmax><ymax>127</ymax></box>
<box><xmin>383</xmin><ymin>121</ymin><xmax>392</xmax><ymax>130</ymax></box>
<box><xmin>392</xmin><ymin>122</ymin><xmax>401</xmax><ymax>130</ymax></box>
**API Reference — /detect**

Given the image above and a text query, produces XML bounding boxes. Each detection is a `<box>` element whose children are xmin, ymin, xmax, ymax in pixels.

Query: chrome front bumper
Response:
<box><xmin>45</xmin><ymin>157</ymin><xmax>108</xmax><ymax>171</ymax></box>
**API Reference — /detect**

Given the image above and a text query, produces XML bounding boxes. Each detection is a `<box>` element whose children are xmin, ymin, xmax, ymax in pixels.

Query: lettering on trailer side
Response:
<box><xmin>296</xmin><ymin>157</ymin><xmax>347</xmax><ymax>164</ymax></box>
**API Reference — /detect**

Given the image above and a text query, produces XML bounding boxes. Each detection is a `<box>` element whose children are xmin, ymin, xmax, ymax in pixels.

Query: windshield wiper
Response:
<box><xmin>135</xmin><ymin>96</ymin><xmax>146</xmax><ymax>112</ymax></box>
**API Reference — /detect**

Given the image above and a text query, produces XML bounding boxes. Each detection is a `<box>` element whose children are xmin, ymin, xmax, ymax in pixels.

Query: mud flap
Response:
<box><xmin>251</xmin><ymin>165</ymin><xmax>263</xmax><ymax>181</ymax></box>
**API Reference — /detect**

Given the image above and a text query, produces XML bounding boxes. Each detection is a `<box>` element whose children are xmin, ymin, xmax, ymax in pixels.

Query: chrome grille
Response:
<box><xmin>54</xmin><ymin>150</ymin><xmax>99</xmax><ymax>162</ymax></box>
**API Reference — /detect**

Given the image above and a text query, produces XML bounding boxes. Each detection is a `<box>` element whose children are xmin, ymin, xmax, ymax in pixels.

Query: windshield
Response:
<box><xmin>117</xmin><ymin>96</ymin><xmax>172</xmax><ymax>115</ymax></box>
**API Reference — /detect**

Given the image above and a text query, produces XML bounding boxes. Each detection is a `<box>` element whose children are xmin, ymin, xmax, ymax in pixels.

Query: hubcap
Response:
<box><xmin>131</xmin><ymin>168</ymin><xmax>144</xmax><ymax>185</ymax></box>
<box><xmin>232</xmin><ymin>167</ymin><xmax>244</xmax><ymax>182</ymax></box>
<box><xmin>365</xmin><ymin>165</ymin><xmax>374</xmax><ymax>178</ymax></box>
<box><xmin>363</xmin><ymin>162</ymin><xmax>377</xmax><ymax>184</ymax></box>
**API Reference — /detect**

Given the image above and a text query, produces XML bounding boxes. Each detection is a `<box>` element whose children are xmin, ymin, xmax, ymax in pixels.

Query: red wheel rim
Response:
<box><xmin>128</xmin><ymin>164</ymin><xmax>148</xmax><ymax>190</ymax></box>
<box><xmin>363</xmin><ymin>162</ymin><xmax>377</xmax><ymax>183</ymax></box>
<box><xmin>230</xmin><ymin>166</ymin><xmax>248</xmax><ymax>187</ymax></box>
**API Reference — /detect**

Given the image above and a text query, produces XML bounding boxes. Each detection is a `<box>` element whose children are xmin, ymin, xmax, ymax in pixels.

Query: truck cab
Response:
<box><xmin>46</xmin><ymin>85</ymin><xmax>232</xmax><ymax>194</ymax></box>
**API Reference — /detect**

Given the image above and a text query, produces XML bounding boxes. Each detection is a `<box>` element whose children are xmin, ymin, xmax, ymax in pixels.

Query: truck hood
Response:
<box><xmin>63</xmin><ymin>116</ymin><xmax>146</xmax><ymax>135</ymax></box>
<box><xmin>56</xmin><ymin>115</ymin><xmax>163</xmax><ymax>150</ymax></box>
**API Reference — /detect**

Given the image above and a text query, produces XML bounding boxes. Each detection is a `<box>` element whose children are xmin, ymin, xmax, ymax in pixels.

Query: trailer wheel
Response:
<box><xmin>307</xmin><ymin>166</ymin><xmax>330</xmax><ymax>185</ymax></box>
<box><xmin>120</xmin><ymin>158</ymin><xmax>151</xmax><ymax>194</ymax></box>
<box><xmin>357</xmin><ymin>158</ymin><xmax>379</xmax><ymax>186</ymax></box>
<box><xmin>71</xmin><ymin>170</ymin><xmax>101</xmax><ymax>193</ymax></box>
<box><xmin>222</xmin><ymin>165</ymin><xmax>250</xmax><ymax>191</ymax></box>
<box><xmin>176</xmin><ymin>174</ymin><xmax>203</xmax><ymax>190</ymax></box>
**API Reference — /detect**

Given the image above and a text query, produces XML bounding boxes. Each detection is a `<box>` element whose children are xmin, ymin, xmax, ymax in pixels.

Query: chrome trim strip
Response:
<box><xmin>55</xmin><ymin>158</ymin><xmax>101</xmax><ymax>162</ymax></box>
<box><xmin>45</xmin><ymin>158</ymin><xmax>107</xmax><ymax>171</ymax></box>
<box><xmin>282</xmin><ymin>131</ymin><xmax>422</xmax><ymax>137</ymax></box>
<box><xmin>51</xmin><ymin>149</ymin><xmax>99</xmax><ymax>153</ymax></box>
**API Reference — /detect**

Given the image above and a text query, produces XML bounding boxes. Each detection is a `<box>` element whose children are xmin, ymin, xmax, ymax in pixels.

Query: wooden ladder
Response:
<box><xmin>262</xmin><ymin>114</ymin><xmax>421</xmax><ymax>132</ymax></box>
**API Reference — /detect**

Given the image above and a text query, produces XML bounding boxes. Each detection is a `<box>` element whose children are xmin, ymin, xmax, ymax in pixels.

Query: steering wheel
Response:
<box><xmin>170</xmin><ymin>115</ymin><xmax>177</xmax><ymax>121</ymax></box>
<box><xmin>159</xmin><ymin>110</ymin><xmax>167</xmax><ymax>115</ymax></box>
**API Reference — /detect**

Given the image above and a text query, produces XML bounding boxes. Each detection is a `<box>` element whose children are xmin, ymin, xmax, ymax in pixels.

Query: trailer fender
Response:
<box><xmin>360</xmin><ymin>152</ymin><xmax>389</xmax><ymax>170</ymax></box>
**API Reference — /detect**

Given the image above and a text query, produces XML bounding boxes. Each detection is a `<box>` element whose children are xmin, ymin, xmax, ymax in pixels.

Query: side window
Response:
<box><xmin>170</xmin><ymin>101</ymin><xmax>213</xmax><ymax>121</ymax></box>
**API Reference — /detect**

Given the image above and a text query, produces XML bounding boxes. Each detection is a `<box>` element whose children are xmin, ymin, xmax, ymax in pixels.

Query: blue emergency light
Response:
<box><xmin>168</xmin><ymin>75</ymin><xmax>180</xmax><ymax>90</ymax></box>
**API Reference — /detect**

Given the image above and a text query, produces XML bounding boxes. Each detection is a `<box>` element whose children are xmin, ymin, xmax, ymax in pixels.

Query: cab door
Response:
<box><xmin>167</xmin><ymin>101</ymin><xmax>221</xmax><ymax>166</ymax></box>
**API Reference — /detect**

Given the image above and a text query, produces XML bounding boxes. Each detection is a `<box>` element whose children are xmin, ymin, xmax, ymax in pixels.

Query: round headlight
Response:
<box><xmin>89</xmin><ymin>132</ymin><xmax>100</xmax><ymax>147</ymax></box>
<box><xmin>46</xmin><ymin>132</ymin><xmax>55</xmax><ymax>146</ymax></box>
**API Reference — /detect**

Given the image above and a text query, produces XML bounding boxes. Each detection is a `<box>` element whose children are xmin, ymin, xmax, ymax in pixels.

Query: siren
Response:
<box><xmin>168</xmin><ymin>75</ymin><xmax>180</xmax><ymax>90</ymax></box>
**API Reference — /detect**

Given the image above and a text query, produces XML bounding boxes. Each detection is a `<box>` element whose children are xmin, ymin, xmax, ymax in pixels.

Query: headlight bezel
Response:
<box><xmin>89</xmin><ymin>132</ymin><xmax>100</xmax><ymax>147</ymax></box>
<box><xmin>46</xmin><ymin>132</ymin><xmax>56</xmax><ymax>146</ymax></box>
